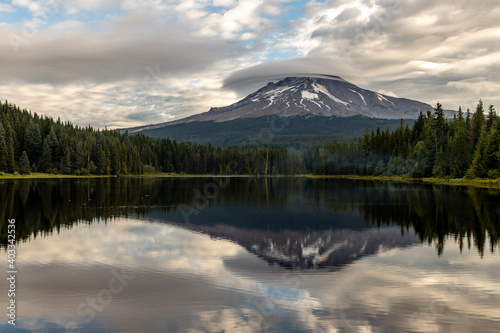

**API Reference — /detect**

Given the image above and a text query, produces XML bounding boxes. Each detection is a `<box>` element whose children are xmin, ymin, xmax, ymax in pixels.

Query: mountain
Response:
<box><xmin>175</xmin><ymin>223</ymin><xmax>419</xmax><ymax>270</ymax></box>
<box><xmin>120</xmin><ymin>76</ymin><xmax>450</xmax><ymax>147</ymax></box>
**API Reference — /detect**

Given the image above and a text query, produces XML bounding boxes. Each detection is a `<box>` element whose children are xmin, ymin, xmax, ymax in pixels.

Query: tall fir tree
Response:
<box><xmin>487</xmin><ymin>105</ymin><xmax>497</xmax><ymax>132</ymax></box>
<box><xmin>447</xmin><ymin>126</ymin><xmax>469</xmax><ymax>178</ymax></box>
<box><xmin>38</xmin><ymin>138</ymin><xmax>53</xmax><ymax>172</ymax></box>
<box><xmin>471</xmin><ymin>100</ymin><xmax>485</xmax><ymax>149</ymax></box>
<box><xmin>434</xmin><ymin>102</ymin><xmax>448</xmax><ymax>148</ymax></box>
<box><xmin>18</xmin><ymin>151</ymin><xmax>31</xmax><ymax>175</ymax></box>
<box><xmin>0</xmin><ymin>137</ymin><xmax>7</xmax><ymax>172</ymax></box>
<box><xmin>24</xmin><ymin>120</ymin><xmax>42</xmax><ymax>164</ymax></box>
<box><xmin>457</xmin><ymin>106</ymin><xmax>464</xmax><ymax>122</ymax></box>
<box><xmin>61</xmin><ymin>144</ymin><xmax>72</xmax><ymax>174</ymax></box>
<box><xmin>4</xmin><ymin>123</ymin><xmax>16</xmax><ymax>173</ymax></box>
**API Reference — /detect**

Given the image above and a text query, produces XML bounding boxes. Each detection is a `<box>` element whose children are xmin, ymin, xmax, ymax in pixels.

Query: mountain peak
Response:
<box><xmin>122</xmin><ymin>76</ymin><xmax>438</xmax><ymax>134</ymax></box>
<box><xmin>204</xmin><ymin>76</ymin><xmax>432</xmax><ymax>121</ymax></box>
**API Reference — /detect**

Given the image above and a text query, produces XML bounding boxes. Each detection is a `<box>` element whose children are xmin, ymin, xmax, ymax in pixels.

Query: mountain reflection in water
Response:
<box><xmin>1</xmin><ymin>177</ymin><xmax>498</xmax><ymax>260</ymax></box>
<box><xmin>1</xmin><ymin>177</ymin><xmax>500</xmax><ymax>333</ymax></box>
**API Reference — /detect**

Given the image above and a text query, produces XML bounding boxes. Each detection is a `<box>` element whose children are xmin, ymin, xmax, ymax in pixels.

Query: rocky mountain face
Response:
<box><xmin>123</xmin><ymin>76</ymin><xmax>440</xmax><ymax>134</ymax></box>
<box><xmin>205</xmin><ymin>76</ymin><xmax>433</xmax><ymax>120</ymax></box>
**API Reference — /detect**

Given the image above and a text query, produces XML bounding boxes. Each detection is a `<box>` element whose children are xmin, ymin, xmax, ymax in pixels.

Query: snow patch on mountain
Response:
<box><xmin>349</xmin><ymin>89</ymin><xmax>367</xmax><ymax>106</ymax></box>
<box><xmin>376</xmin><ymin>92</ymin><xmax>395</xmax><ymax>106</ymax></box>
<box><xmin>302</xmin><ymin>91</ymin><xmax>319</xmax><ymax>100</ymax></box>
<box><xmin>312</xmin><ymin>82</ymin><xmax>349</xmax><ymax>107</ymax></box>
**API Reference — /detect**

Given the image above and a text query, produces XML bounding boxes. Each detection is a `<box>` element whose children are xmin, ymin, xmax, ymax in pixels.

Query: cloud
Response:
<box><xmin>2</xmin><ymin>0</ymin><xmax>500</xmax><ymax>127</ymax></box>
<box><xmin>0</xmin><ymin>11</ymin><xmax>249</xmax><ymax>126</ymax></box>
<box><xmin>301</xmin><ymin>0</ymin><xmax>500</xmax><ymax>108</ymax></box>
<box><xmin>223</xmin><ymin>0</ymin><xmax>500</xmax><ymax>110</ymax></box>
<box><xmin>223</xmin><ymin>56</ymin><xmax>360</xmax><ymax>94</ymax></box>
<box><xmin>0</xmin><ymin>1</ymin><xmax>293</xmax><ymax>127</ymax></box>
<box><xmin>0</xmin><ymin>3</ymin><xmax>17</xmax><ymax>13</ymax></box>
<box><xmin>0</xmin><ymin>15</ymin><xmax>239</xmax><ymax>85</ymax></box>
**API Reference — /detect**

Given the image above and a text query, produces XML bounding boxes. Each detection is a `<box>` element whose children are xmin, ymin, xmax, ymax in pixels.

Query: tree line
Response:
<box><xmin>0</xmin><ymin>99</ymin><xmax>499</xmax><ymax>179</ymax></box>
<box><xmin>0</xmin><ymin>100</ymin><xmax>304</xmax><ymax>176</ymax></box>
<box><xmin>306</xmin><ymin>100</ymin><xmax>498</xmax><ymax>178</ymax></box>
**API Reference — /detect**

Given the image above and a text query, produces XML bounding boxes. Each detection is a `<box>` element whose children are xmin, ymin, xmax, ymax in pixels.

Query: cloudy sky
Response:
<box><xmin>1</xmin><ymin>0</ymin><xmax>500</xmax><ymax>128</ymax></box>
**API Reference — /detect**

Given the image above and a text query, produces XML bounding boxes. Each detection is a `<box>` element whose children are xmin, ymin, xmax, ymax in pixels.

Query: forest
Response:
<box><xmin>0</xmin><ymin>99</ymin><xmax>498</xmax><ymax>179</ymax></box>
<box><xmin>312</xmin><ymin>100</ymin><xmax>498</xmax><ymax>179</ymax></box>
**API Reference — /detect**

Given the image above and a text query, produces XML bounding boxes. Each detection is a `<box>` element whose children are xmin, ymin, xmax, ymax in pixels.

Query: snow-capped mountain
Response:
<box><xmin>123</xmin><ymin>76</ymin><xmax>438</xmax><ymax>134</ymax></box>
<box><xmin>203</xmin><ymin>76</ymin><xmax>433</xmax><ymax>120</ymax></box>
<box><xmin>175</xmin><ymin>223</ymin><xmax>419</xmax><ymax>270</ymax></box>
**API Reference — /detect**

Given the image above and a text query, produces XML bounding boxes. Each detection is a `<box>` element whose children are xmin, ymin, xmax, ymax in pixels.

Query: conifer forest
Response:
<box><xmin>0</xmin><ymin>99</ymin><xmax>498</xmax><ymax>179</ymax></box>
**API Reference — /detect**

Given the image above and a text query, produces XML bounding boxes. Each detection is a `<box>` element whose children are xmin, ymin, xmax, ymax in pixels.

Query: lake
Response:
<box><xmin>1</xmin><ymin>177</ymin><xmax>499</xmax><ymax>332</ymax></box>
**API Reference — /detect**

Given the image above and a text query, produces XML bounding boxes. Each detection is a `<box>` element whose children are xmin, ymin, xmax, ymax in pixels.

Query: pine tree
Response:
<box><xmin>448</xmin><ymin>126</ymin><xmax>469</xmax><ymax>178</ymax></box>
<box><xmin>487</xmin><ymin>105</ymin><xmax>497</xmax><ymax>132</ymax></box>
<box><xmin>457</xmin><ymin>106</ymin><xmax>464</xmax><ymax>122</ymax></box>
<box><xmin>38</xmin><ymin>138</ymin><xmax>52</xmax><ymax>172</ymax></box>
<box><xmin>18</xmin><ymin>151</ymin><xmax>31</xmax><ymax>175</ymax></box>
<box><xmin>422</xmin><ymin>111</ymin><xmax>436</xmax><ymax>176</ymax></box>
<box><xmin>61</xmin><ymin>144</ymin><xmax>72</xmax><ymax>174</ymax></box>
<box><xmin>483</xmin><ymin>120</ymin><xmax>500</xmax><ymax>173</ymax></box>
<box><xmin>432</xmin><ymin>148</ymin><xmax>449</xmax><ymax>178</ymax></box>
<box><xmin>313</xmin><ymin>148</ymin><xmax>325</xmax><ymax>175</ymax></box>
<box><xmin>0</xmin><ymin>138</ymin><xmax>7</xmax><ymax>172</ymax></box>
<box><xmin>48</xmin><ymin>127</ymin><xmax>60</xmax><ymax>166</ymax></box>
<box><xmin>471</xmin><ymin>100</ymin><xmax>485</xmax><ymax>148</ymax></box>
<box><xmin>466</xmin><ymin>131</ymin><xmax>488</xmax><ymax>178</ymax></box>
<box><xmin>24</xmin><ymin>120</ymin><xmax>42</xmax><ymax>163</ymax></box>
<box><xmin>4</xmin><ymin>122</ymin><xmax>16</xmax><ymax>173</ymax></box>
<box><xmin>434</xmin><ymin>102</ymin><xmax>448</xmax><ymax>149</ymax></box>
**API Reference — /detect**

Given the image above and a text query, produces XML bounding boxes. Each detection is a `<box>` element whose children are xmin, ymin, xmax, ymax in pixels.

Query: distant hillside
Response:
<box><xmin>137</xmin><ymin>115</ymin><xmax>414</xmax><ymax>148</ymax></box>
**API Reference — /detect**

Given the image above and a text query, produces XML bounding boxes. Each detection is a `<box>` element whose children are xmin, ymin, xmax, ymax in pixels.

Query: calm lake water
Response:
<box><xmin>1</xmin><ymin>177</ymin><xmax>500</xmax><ymax>332</ymax></box>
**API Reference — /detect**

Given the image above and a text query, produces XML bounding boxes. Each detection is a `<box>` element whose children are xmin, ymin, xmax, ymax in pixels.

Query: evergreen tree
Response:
<box><xmin>487</xmin><ymin>105</ymin><xmax>497</xmax><ymax>132</ymax></box>
<box><xmin>432</xmin><ymin>148</ymin><xmax>449</xmax><ymax>178</ymax></box>
<box><xmin>4</xmin><ymin>122</ymin><xmax>16</xmax><ymax>173</ymax></box>
<box><xmin>61</xmin><ymin>144</ymin><xmax>72</xmax><ymax>174</ymax></box>
<box><xmin>38</xmin><ymin>138</ymin><xmax>52</xmax><ymax>172</ymax></box>
<box><xmin>433</xmin><ymin>102</ymin><xmax>448</xmax><ymax>149</ymax></box>
<box><xmin>421</xmin><ymin>112</ymin><xmax>436</xmax><ymax>176</ymax></box>
<box><xmin>0</xmin><ymin>137</ymin><xmax>7</xmax><ymax>172</ymax></box>
<box><xmin>483</xmin><ymin>120</ymin><xmax>500</xmax><ymax>173</ymax></box>
<box><xmin>465</xmin><ymin>108</ymin><xmax>472</xmax><ymax>144</ymax></box>
<box><xmin>24</xmin><ymin>120</ymin><xmax>42</xmax><ymax>163</ymax></box>
<box><xmin>457</xmin><ymin>106</ymin><xmax>464</xmax><ymax>122</ymax></box>
<box><xmin>466</xmin><ymin>131</ymin><xmax>488</xmax><ymax>178</ymax></box>
<box><xmin>408</xmin><ymin>141</ymin><xmax>427</xmax><ymax>178</ymax></box>
<box><xmin>471</xmin><ymin>100</ymin><xmax>485</xmax><ymax>148</ymax></box>
<box><xmin>18</xmin><ymin>151</ymin><xmax>31</xmax><ymax>175</ymax></box>
<box><xmin>48</xmin><ymin>127</ymin><xmax>60</xmax><ymax>167</ymax></box>
<box><xmin>313</xmin><ymin>148</ymin><xmax>325</xmax><ymax>175</ymax></box>
<box><xmin>448</xmin><ymin>126</ymin><xmax>469</xmax><ymax>178</ymax></box>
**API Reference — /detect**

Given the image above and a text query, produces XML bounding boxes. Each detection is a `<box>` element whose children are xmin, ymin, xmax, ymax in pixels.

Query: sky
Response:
<box><xmin>1</xmin><ymin>0</ymin><xmax>500</xmax><ymax>128</ymax></box>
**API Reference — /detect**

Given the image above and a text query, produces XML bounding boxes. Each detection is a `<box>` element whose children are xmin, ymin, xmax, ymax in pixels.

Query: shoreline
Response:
<box><xmin>1</xmin><ymin>172</ymin><xmax>500</xmax><ymax>188</ymax></box>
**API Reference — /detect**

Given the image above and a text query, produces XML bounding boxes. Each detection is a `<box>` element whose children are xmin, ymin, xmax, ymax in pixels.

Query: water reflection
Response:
<box><xmin>2</xmin><ymin>218</ymin><xmax>499</xmax><ymax>332</ymax></box>
<box><xmin>1</xmin><ymin>178</ymin><xmax>500</xmax><ymax>332</ymax></box>
<box><xmin>1</xmin><ymin>177</ymin><xmax>499</xmax><ymax>258</ymax></box>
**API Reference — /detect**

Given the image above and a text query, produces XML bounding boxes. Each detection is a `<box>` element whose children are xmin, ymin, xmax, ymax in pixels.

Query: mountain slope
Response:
<box><xmin>120</xmin><ymin>76</ymin><xmax>451</xmax><ymax>146</ymax></box>
<box><xmin>124</xmin><ymin>76</ymin><xmax>437</xmax><ymax>134</ymax></box>
<box><xmin>202</xmin><ymin>76</ymin><xmax>432</xmax><ymax>120</ymax></box>
<box><xmin>137</xmin><ymin>115</ymin><xmax>411</xmax><ymax>148</ymax></box>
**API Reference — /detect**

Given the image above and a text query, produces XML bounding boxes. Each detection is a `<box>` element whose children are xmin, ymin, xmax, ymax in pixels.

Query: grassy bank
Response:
<box><xmin>1</xmin><ymin>172</ymin><xmax>500</xmax><ymax>189</ymax></box>
<box><xmin>0</xmin><ymin>172</ymin><xmax>112</xmax><ymax>179</ymax></box>
<box><xmin>304</xmin><ymin>174</ymin><xmax>500</xmax><ymax>188</ymax></box>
